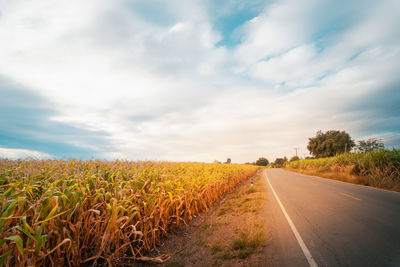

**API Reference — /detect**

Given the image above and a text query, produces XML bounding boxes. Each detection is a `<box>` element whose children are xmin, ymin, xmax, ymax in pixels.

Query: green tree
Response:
<box><xmin>255</xmin><ymin>157</ymin><xmax>269</xmax><ymax>166</ymax></box>
<box><xmin>289</xmin><ymin>155</ymin><xmax>300</xmax><ymax>162</ymax></box>
<box><xmin>307</xmin><ymin>130</ymin><xmax>355</xmax><ymax>158</ymax></box>
<box><xmin>273</xmin><ymin>157</ymin><xmax>288</xmax><ymax>168</ymax></box>
<box><xmin>357</xmin><ymin>138</ymin><xmax>384</xmax><ymax>153</ymax></box>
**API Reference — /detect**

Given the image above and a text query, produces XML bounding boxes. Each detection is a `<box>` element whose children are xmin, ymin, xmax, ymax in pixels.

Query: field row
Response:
<box><xmin>0</xmin><ymin>160</ymin><xmax>257</xmax><ymax>266</ymax></box>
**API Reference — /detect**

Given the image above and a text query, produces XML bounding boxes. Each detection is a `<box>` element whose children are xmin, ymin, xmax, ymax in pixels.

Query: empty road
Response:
<box><xmin>264</xmin><ymin>169</ymin><xmax>400</xmax><ymax>267</ymax></box>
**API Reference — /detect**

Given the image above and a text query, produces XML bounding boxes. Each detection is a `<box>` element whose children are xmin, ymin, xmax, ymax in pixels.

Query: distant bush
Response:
<box><xmin>255</xmin><ymin>157</ymin><xmax>269</xmax><ymax>166</ymax></box>
<box><xmin>271</xmin><ymin>157</ymin><xmax>288</xmax><ymax>168</ymax></box>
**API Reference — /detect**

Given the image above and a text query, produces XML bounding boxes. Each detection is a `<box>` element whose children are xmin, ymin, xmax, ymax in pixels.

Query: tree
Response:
<box><xmin>255</xmin><ymin>157</ymin><xmax>269</xmax><ymax>166</ymax></box>
<box><xmin>307</xmin><ymin>130</ymin><xmax>355</xmax><ymax>158</ymax></box>
<box><xmin>357</xmin><ymin>138</ymin><xmax>384</xmax><ymax>153</ymax></box>
<box><xmin>225</xmin><ymin>158</ymin><xmax>231</xmax><ymax>164</ymax></box>
<box><xmin>289</xmin><ymin>155</ymin><xmax>300</xmax><ymax>162</ymax></box>
<box><xmin>272</xmin><ymin>157</ymin><xmax>288</xmax><ymax>168</ymax></box>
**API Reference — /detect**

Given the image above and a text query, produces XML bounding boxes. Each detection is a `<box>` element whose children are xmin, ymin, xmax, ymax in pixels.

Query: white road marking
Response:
<box><xmin>340</xmin><ymin>192</ymin><xmax>361</xmax><ymax>201</ymax></box>
<box><xmin>265</xmin><ymin>171</ymin><xmax>318</xmax><ymax>267</ymax></box>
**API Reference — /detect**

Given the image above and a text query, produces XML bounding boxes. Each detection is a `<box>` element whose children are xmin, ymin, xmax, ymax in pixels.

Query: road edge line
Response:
<box><xmin>265</xmin><ymin>171</ymin><xmax>318</xmax><ymax>267</ymax></box>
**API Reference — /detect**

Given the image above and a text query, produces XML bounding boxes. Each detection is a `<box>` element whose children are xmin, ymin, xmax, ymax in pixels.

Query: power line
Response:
<box><xmin>294</xmin><ymin>147</ymin><xmax>300</xmax><ymax>157</ymax></box>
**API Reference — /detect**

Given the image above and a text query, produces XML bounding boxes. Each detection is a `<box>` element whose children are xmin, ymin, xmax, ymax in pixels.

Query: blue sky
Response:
<box><xmin>0</xmin><ymin>0</ymin><xmax>399</xmax><ymax>162</ymax></box>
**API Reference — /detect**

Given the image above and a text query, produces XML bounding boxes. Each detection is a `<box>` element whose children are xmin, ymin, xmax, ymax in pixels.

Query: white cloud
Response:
<box><xmin>233</xmin><ymin>0</ymin><xmax>316</xmax><ymax>65</ymax></box>
<box><xmin>250</xmin><ymin>44</ymin><xmax>321</xmax><ymax>86</ymax></box>
<box><xmin>0</xmin><ymin>0</ymin><xmax>399</xmax><ymax>162</ymax></box>
<box><xmin>0</xmin><ymin>148</ymin><xmax>53</xmax><ymax>160</ymax></box>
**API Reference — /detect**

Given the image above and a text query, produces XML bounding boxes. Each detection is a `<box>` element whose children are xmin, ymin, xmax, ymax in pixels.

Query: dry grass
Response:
<box><xmin>231</xmin><ymin>227</ymin><xmax>267</xmax><ymax>258</ymax></box>
<box><xmin>211</xmin><ymin>242</ymin><xmax>223</xmax><ymax>254</ymax></box>
<box><xmin>0</xmin><ymin>159</ymin><xmax>257</xmax><ymax>266</ymax></box>
<box><xmin>286</xmin><ymin>165</ymin><xmax>358</xmax><ymax>184</ymax></box>
<box><xmin>212</xmin><ymin>172</ymin><xmax>267</xmax><ymax>259</ymax></box>
<box><xmin>157</xmin><ymin>170</ymin><xmax>268</xmax><ymax>266</ymax></box>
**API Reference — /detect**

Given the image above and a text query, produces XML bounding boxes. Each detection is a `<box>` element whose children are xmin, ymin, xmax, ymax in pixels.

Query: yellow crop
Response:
<box><xmin>0</xmin><ymin>159</ymin><xmax>257</xmax><ymax>265</ymax></box>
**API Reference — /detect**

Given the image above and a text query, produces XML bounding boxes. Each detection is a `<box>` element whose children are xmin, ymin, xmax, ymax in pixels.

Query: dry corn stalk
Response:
<box><xmin>0</xmin><ymin>159</ymin><xmax>257</xmax><ymax>266</ymax></box>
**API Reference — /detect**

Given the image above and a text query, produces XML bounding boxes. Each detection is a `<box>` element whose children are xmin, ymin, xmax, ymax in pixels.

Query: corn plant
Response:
<box><xmin>0</xmin><ymin>159</ymin><xmax>257</xmax><ymax>265</ymax></box>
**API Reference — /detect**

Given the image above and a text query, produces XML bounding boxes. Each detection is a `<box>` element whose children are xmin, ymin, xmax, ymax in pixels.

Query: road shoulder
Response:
<box><xmin>130</xmin><ymin>169</ymin><xmax>269</xmax><ymax>267</ymax></box>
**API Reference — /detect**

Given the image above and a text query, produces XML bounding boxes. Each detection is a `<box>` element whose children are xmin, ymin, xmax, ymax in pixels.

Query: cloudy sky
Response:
<box><xmin>1</xmin><ymin>0</ymin><xmax>399</xmax><ymax>162</ymax></box>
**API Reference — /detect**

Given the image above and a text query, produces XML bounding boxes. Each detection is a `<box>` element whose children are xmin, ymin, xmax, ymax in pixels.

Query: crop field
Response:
<box><xmin>287</xmin><ymin>149</ymin><xmax>400</xmax><ymax>191</ymax></box>
<box><xmin>0</xmin><ymin>159</ymin><xmax>257</xmax><ymax>266</ymax></box>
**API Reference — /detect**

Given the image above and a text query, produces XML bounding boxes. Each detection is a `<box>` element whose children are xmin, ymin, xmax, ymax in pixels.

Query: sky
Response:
<box><xmin>0</xmin><ymin>0</ymin><xmax>399</xmax><ymax>163</ymax></box>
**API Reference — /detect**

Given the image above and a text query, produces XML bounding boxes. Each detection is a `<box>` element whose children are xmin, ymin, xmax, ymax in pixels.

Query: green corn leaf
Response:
<box><xmin>5</xmin><ymin>235</ymin><xmax>24</xmax><ymax>256</ymax></box>
<box><xmin>0</xmin><ymin>200</ymin><xmax>17</xmax><ymax>229</ymax></box>
<box><xmin>2</xmin><ymin>186</ymin><xmax>15</xmax><ymax>197</ymax></box>
<box><xmin>0</xmin><ymin>248</ymin><xmax>13</xmax><ymax>265</ymax></box>
<box><xmin>1</xmin><ymin>200</ymin><xmax>16</xmax><ymax>217</ymax></box>
<box><xmin>34</xmin><ymin>235</ymin><xmax>47</xmax><ymax>255</ymax></box>
<box><xmin>22</xmin><ymin>217</ymin><xmax>35</xmax><ymax>234</ymax></box>
<box><xmin>15</xmin><ymin>226</ymin><xmax>37</xmax><ymax>242</ymax></box>
<box><xmin>35</xmin><ymin>209</ymin><xmax>69</xmax><ymax>226</ymax></box>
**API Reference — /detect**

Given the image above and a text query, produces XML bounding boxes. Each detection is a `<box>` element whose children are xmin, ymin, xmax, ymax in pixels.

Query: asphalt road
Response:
<box><xmin>264</xmin><ymin>168</ymin><xmax>400</xmax><ymax>267</ymax></box>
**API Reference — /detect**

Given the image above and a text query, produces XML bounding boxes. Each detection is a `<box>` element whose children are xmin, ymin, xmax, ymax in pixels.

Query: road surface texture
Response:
<box><xmin>264</xmin><ymin>168</ymin><xmax>400</xmax><ymax>267</ymax></box>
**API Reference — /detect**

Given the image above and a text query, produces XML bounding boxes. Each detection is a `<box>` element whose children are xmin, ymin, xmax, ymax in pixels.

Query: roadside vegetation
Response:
<box><xmin>156</xmin><ymin>169</ymin><xmax>268</xmax><ymax>267</ymax></box>
<box><xmin>286</xmin><ymin>149</ymin><xmax>400</xmax><ymax>191</ymax></box>
<box><xmin>0</xmin><ymin>159</ymin><xmax>257</xmax><ymax>266</ymax></box>
<box><xmin>270</xmin><ymin>130</ymin><xmax>400</xmax><ymax>191</ymax></box>
<box><xmin>255</xmin><ymin>157</ymin><xmax>269</xmax><ymax>166</ymax></box>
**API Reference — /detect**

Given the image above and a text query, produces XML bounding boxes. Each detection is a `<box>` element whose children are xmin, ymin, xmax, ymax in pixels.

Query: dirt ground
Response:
<box><xmin>125</xmin><ymin>168</ymin><xmax>270</xmax><ymax>267</ymax></box>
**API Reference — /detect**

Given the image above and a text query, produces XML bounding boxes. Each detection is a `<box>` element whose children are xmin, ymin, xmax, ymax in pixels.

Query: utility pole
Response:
<box><xmin>294</xmin><ymin>147</ymin><xmax>299</xmax><ymax>157</ymax></box>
